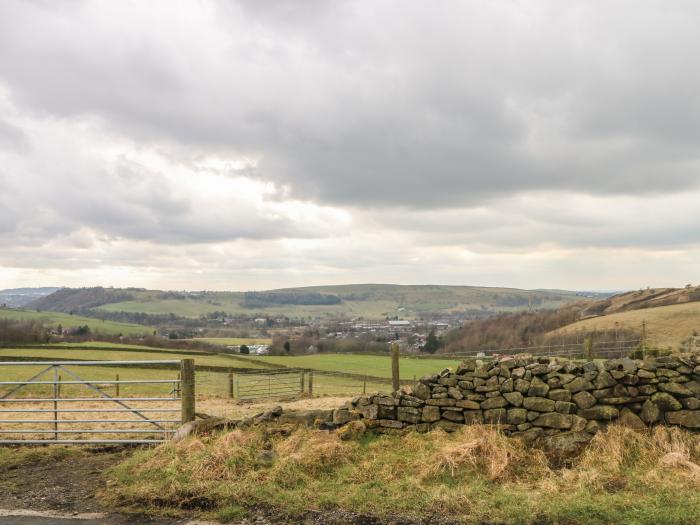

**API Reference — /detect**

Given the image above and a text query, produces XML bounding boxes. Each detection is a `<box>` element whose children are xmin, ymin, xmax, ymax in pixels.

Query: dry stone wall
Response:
<box><xmin>335</xmin><ymin>354</ymin><xmax>700</xmax><ymax>440</ymax></box>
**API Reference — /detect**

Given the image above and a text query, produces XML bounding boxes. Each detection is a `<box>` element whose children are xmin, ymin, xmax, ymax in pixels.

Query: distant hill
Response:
<box><xmin>578</xmin><ymin>286</ymin><xmax>700</xmax><ymax>318</ymax></box>
<box><xmin>0</xmin><ymin>287</ymin><xmax>60</xmax><ymax>308</ymax></box>
<box><xmin>28</xmin><ymin>284</ymin><xmax>595</xmax><ymax>320</ymax></box>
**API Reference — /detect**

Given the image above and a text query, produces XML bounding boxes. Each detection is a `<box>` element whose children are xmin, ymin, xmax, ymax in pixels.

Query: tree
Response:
<box><xmin>240</xmin><ymin>344</ymin><xmax>250</xmax><ymax>355</ymax></box>
<box><xmin>423</xmin><ymin>329</ymin><xmax>440</xmax><ymax>354</ymax></box>
<box><xmin>283</xmin><ymin>341</ymin><xmax>291</xmax><ymax>354</ymax></box>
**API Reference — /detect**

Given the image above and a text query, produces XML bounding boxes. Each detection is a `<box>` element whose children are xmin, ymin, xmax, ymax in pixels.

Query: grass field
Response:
<box><xmin>551</xmin><ymin>302</ymin><xmax>700</xmax><ymax>350</ymax></box>
<box><xmin>244</xmin><ymin>354</ymin><xmax>461</xmax><ymax>380</ymax></box>
<box><xmin>0</xmin><ymin>308</ymin><xmax>152</xmax><ymax>336</ymax></box>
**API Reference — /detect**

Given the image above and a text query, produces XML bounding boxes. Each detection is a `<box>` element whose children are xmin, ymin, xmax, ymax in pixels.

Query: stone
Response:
<box><xmin>356</xmin><ymin>404</ymin><xmax>379</xmax><ymax>420</ymax></box>
<box><xmin>432</xmin><ymin>419</ymin><xmax>463</xmax><ymax>432</ymax></box>
<box><xmin>480</xmin><ymin>396</ymin><xmax>509</xmax><ymax>410</ymax></box>
<box><xmin>619</xmin><ymin>408</ymin><xmax>646</xmax><ymax>430</ymax></box>
<box><xmin>605</xmin><ymin>357</ymin><xmax>637</xmax><ymax>373</ymax></box>
<box><xmin>685</xmin><ymin>381</ymin><xmax>700</xmax><ymax>396</ymax></box>
<box><xmin>425</xmin><ymin>398</ymin><xmax>456</xmax><ymax>407</ymax></box>
<box><xmin>637</xmin><ymin>384</ymin><xmax>657</xmax><ymax>395</ymax></box>
<box><xmin>555</xmin><ymin>401</ymin><xmax>577</xmax><ymax>414</ymax></box>
<box><xmin>522</xmin><ymin>396</ymin><xmax>556</xmax><ymax>412</ymax></box>
<box><xmin>514</xmin><ymin>379</ymin><xmax>530</xmax><ymax>393</ymax></box>
<box><xmin>397</xmin><ymin>406</ymin><xmax>421</xmax><ymax>424</ymax></box>
<box><xmin>578</xmin><ymin>405</ymin><xmax>620</xmax><ymax>420</ymax></box>
<box><xmin>278</xmin><ymin>409</ymin><xmax>333</xmax><ymax>427</ymax></box>
<box><xmin>570</xmin><ymin>415</ymin><xmax>588</xmax><ymax>432</ymax></box>
<box><xmin>483</xmin><ymin>408</ymin><xmax>507</xmax><ymax>424</ymax></box>
<box><xmin>594</xmin><ymin>370</ymin><xmax>617</xmax><ymax>389</ymax></box>
<box><xmin>665</xmin><ymin>410</ymin><xmax>700</xmax><ymax>429</ymax></box>
<box><xmin>572</xmin><ymin>391</ymin><xmax>597</xmax><ymax>409</ymax></box>
<box><xmin>511</xmin><ymin>367</ymin><xmax>526</xmax><ymax>379</ymax></box>
<box><xmin>651</xmin><ymin>392</ymin><xmax>683</xmax><ymax>411</ymax></box>
<box><xmin>412</xmin><ymin>382</ymin><xmax>431</xmax><ymax>400</ymax></box>
<box><xmin>379</xmin><ymin>419</ymin><xmax>404</xmax><ymax>429</ymax></box>
<box><xmin>658</xmin><ymin>382</ymin><xmax>694</xmax><ymax>397</ymax></box>
<box><xmin>333</xmin><ymin>409</ymin><xmax>361</xmax><ymax>425</ymax></box>
<box><xmin>455</xmin><ymin>399</ymin><xmax>481</xmax><ymax>410</ymax></box>
<box><xmin>463</xmin><ymin>410</ymin><xmax>484</xmax><ymax>425</ymax></box>
<box><xmin>377</xmin><ymin>405</ymin><xmax>396</xmax><ymax>419</ymax></box>
<box><xmin>541</xmin><ymin>431</ymin><xmax>594</xmax><ymax>460</ymax></box>
<box><xmin>447</xmin><ymin>387</ymin><xmax>464</xmax><ymax>400</ymax></box>
<box><xmin>503</xmin><ymin>391</ymin><xmax>524</xmax><ymax>407</ymax></box>
<box><xmin>548</xmin><ymin>389</ymin><xmax>572</xmax><ymax>402</ymax></box>
<box><xmin>338</xmin><ymin>420</ymin><xmax>366</xmax><ymax>441</ymax></box>
<box><xmin>506</xmin><ymin>408</ymin><xmax>528</xmax><ymax>425</ymax></box>
<box><xmin>441</xmin><ymin>409</ymin><xmax>465</xmax><ymax>422</ymax></box>
<box><xmin>528</xmin><ymin>376</ymin><xmax>550</xmax><ymax>397</ymax></box>
<box><xmin>499</xmin><ymin>378</ymin><xmax>514</xmax><ymax>393</ymax></box>
<box><xmin>533</xmin><ymin>412</ymin><xmax>573</xmax><ymax>429</ymax></box>
<box><xmin>682</xmin><ymin>398</ymin><xmax>700</xmax><ymax>410</ymax></box>
<box><xmin>565</xmin><ymin>376</ymin><xmax>594</xmax><ymax>393</ymax></box>
<box><xmin>439</xmin><ymin>377</ymin><xmax>458</xmax><ymax>387</ymax></box>
<box><xmin>640</xmin><ymin>400</ymin><xmax>661</xmax><ymax>424</ymax></box>
<box><xmin>421</xmin><ymin>406</ymin><xmax>441</xmax><ymax>423</ymax></box>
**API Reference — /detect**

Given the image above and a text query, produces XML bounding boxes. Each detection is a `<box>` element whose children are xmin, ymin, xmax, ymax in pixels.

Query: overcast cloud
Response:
<box><xmin>0</xmin><ymin>0</ymin><xmax>699</xmax><ymax>291</ymax></box>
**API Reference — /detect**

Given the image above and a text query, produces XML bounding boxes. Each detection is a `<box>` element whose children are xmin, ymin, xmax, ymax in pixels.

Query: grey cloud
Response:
<box><xmin>2</xmin><ymin>1</ymin><xmax>700</xmax><ymax>209</ymax></box>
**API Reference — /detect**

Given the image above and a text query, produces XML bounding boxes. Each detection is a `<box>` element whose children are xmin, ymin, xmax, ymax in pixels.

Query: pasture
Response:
<box><xmin>0</xmin><ymin>308</ymin><xmax>152</xmax><ymax>336</ymax></box>
<box><xmin>243</xmin><ymin>353</ymin><xmax>461</xmax><ymax>380</ymax></box>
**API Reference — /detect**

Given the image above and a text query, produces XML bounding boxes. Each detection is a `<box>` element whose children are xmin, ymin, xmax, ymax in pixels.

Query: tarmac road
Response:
<box><xmin>0</xmin><ymin>510</ymin><xmax>213</xmax><ymax>525</ymax></box>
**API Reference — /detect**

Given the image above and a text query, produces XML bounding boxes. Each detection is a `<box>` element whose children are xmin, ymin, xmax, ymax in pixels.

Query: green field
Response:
<box><xmin>0</xmin><ymin>308</ymin><xmax>152</xmax><ymax>336</ymax></box>
<box><xmin>243</xmin><ymin>354</ymin><xmax>461</xmax><ymax>380</ymax></box>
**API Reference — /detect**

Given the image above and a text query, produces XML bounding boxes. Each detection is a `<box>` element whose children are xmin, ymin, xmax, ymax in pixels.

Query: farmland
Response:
<box><xmin>188</xmin><ymin>337</ymin><xmax>272</xmax><ymax>346</ymax></box>
<box><xmin>237</xmin><ymin>353</ymin><xmax>461</xmax><ymax>380</ymax></box>
<box><xmin>0</xmin><ymin>308</ymin><xmax>152</xmax><ymax>336</ymax></box>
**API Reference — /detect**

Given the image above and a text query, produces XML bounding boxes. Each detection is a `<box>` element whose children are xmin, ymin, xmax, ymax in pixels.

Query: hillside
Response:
<box><xmin>579</xmin><ymin>286</ymin><xmax>700</xmax><ymax>318</ymax></box>
<box><xmin>550</xmin><ymin>301</ymin><xmax>700</xmax><ymax>350</ymax></box>
<box><xmin>28</xmin><ymin>284</ymin><xmax>594</xmax><ymax>319</ymax></box>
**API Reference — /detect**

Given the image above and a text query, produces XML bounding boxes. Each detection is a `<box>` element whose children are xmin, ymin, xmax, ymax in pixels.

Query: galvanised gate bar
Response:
<box><xmin>0</xmin><ymin>359</ymin><xmax>195</xmax><ymax>445</ymax></box>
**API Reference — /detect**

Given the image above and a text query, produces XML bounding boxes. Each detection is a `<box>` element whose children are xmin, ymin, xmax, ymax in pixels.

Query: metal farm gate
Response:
<box><xmin>0</xmin><ymin>359</ymin><xmax>195</xmax><ymax>445</ymax></box>
<box><xmin>232</xmin><ymin>368</ymin><xmax>308</xmax><ymax>400</ymax></box>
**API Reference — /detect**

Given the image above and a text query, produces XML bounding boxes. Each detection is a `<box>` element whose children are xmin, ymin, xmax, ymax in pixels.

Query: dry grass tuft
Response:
<box><xmin>421</xmin><ymin>426</ymin><xmax>551</xmax><ymax>482</ymax></box>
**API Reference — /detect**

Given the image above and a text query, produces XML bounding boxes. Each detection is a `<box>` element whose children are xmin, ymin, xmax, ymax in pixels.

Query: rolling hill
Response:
<box><xmin>28</xmin><ymin>284</ymin><xmax>597</xmax><ymax>319</ymax></box>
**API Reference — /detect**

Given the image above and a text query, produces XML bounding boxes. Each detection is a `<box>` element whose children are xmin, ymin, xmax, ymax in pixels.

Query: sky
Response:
<box><xmin>1</xmin><ymin>0</ymin><xmax>699</xmax><ymax>292</ymax></box>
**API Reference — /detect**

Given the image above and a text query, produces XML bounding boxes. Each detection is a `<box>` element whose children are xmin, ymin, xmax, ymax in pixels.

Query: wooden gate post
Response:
<box><xmin>181</xmin><ymin>359</ymin><xmax>195</xmax><ymax>424</ymax></box>
<box><xmin>228</xmin><ymin>371</ymin><xmax>234</xmax><ymax>399</ymax></box>
<box><xmin>308</xmin><ymin>370</ymin><xmax>313</xmax><ymax>395</ymax></box>
<box><xmin>391</xmin><ymin>343</ymin><xmax>400</xmax><ymax>393</ymax></box>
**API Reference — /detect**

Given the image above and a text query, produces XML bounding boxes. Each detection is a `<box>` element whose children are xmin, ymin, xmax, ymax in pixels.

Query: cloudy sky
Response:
<box><xmin>1</xmin><ymin>0</ymin><xmax>699</xmax><ymax>291</ymax></box>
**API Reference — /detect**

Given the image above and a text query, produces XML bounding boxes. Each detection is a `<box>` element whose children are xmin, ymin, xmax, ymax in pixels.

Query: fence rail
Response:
<box><xmin>0</xmin><ymin>359</ymin><xmax>195</xmax><ymax>445</ymax></box>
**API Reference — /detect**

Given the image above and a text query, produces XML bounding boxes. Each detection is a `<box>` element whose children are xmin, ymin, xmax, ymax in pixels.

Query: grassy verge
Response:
<box><xmin>104</xmin><ymin>424</ymin><xmax>700</xmax><ymax>524</ymax></box>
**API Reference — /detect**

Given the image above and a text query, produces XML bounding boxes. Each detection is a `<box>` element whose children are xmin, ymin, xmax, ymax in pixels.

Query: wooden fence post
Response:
<box><xmin>116</xmin><ymin>373</ymin><xmax>120</xmax><ymax>398</ymax></box>
<box><xmin>584</xmin><ymin>338</ymin><xmax>593</xmax><ymax>360</ymax></box>
<box><xmin>391</xmin><ymin>343</ymin><xmax>400</xmax><ymax>393</ymax></box>
<box><xmin>300</xmin><ymin>370</ymin><xmax>305</xmax><ymax>394</ymax></box>
<box><xmin>308</xmin><ymin>370</ymin><xmax>313</xmax><ymax>395</ymax></box>
<box><xmin>181</xmin><ymin>359</ymin><xmax>195</xmax><ymax>424</ymax></box>
<box><xmin>363</xmin><ymin>375</ymin><xmax>367</xmax><ymax>394</ymax></box>
<box><xmin>228</xmin><ymin>371</ymin><xmax>234</xmax><ymax>399</ymax></box>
